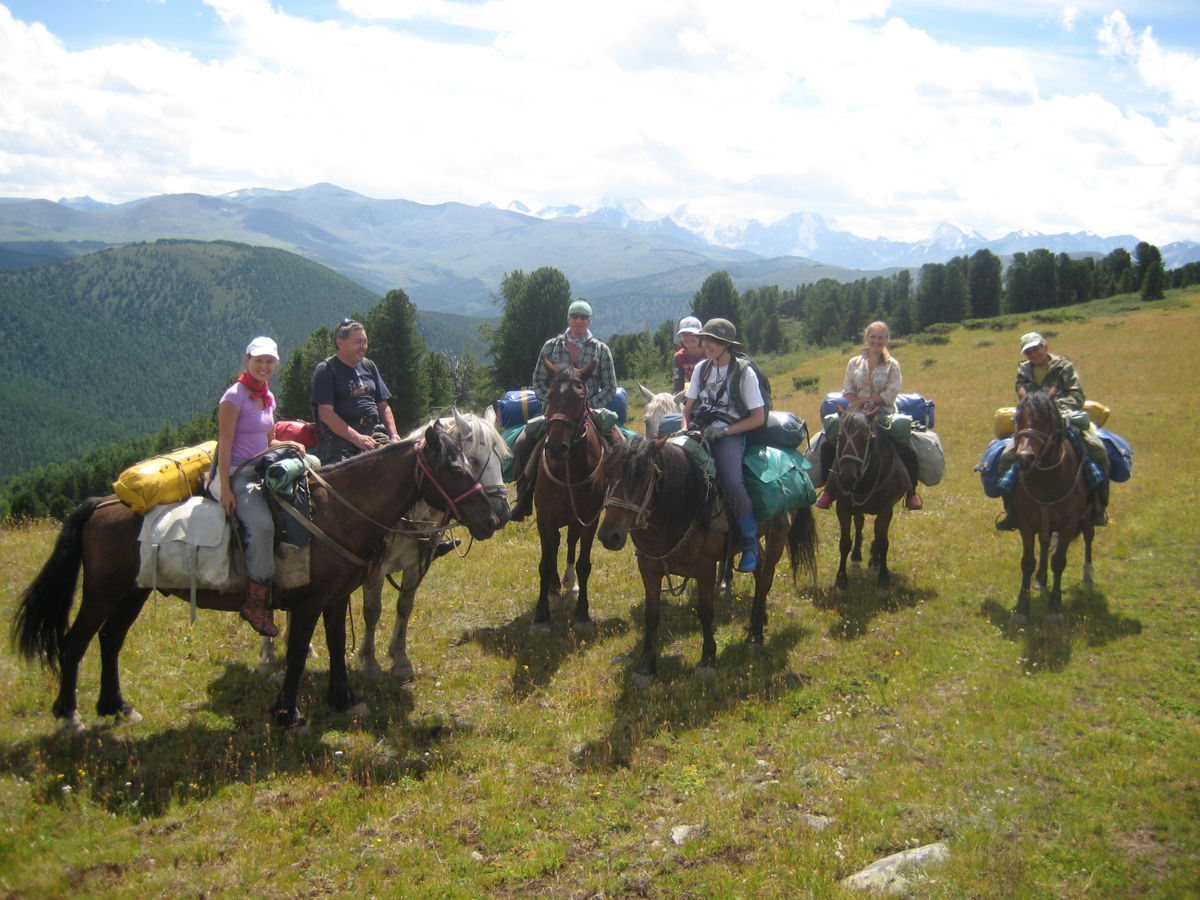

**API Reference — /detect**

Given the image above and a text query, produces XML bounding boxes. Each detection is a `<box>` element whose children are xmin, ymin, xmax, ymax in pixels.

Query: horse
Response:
<box><xmin>256</xmin><ymin>411</ymin><xmax>511</xmax><ymax>683</ymax></box>
<box><xmin>597</xmin><ymin>435</ymin><xmax>817</xmax><ymax>682</ymax></box>
<box><xmin>827</xmin><ymin>408</ymin><xmax>911</xmax><ymax>590</ymax></box>
<box><xmin>529</xmin><ymin>359</ymin><xmax>611</xmax><ymax>632</ymax></box>
<box><xmin>12</xmin><ymin>420</ymin><xmax>501</xmax><ymax>733</ymax></box>
<box><xmin>1008</xmin><ymin>390</ymin><xmax>1095</xmax><ymax>624</ymax></box>
<box><xmin>637</xmin><ymin>382</ymin><xmax>684</xmax><ymax>438</ymax></box>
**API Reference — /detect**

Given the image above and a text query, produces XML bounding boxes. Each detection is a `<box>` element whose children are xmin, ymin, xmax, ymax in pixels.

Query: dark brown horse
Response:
<box><xmin>1009</xmin><ymin>390</ymin><xmax>1094</xmax><ymax>624</ymax></box>
<box><xmin>597</xmin><ymin>435</ymin><xmax>817</xmax><ymax>683</ymax></box>
<box><xmin>12</xmin><ymin>421</ymin><xmax>501</xmax><ymax>732</ymax></box>
<box><xmin>828</xmin><ymin>409</ymin><xmax>910</xmax><ymax>590</ymax></box>
<box><xmin>529</xmin><ymin>359</ymin><xmax>611</xmax><ymax>632</ymax></box>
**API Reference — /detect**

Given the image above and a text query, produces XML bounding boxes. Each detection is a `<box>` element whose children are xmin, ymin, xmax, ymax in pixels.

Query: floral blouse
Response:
<box><xmin>843</xmin><ymin>352</ymin><xmax>902</xmax><ymax>413</ymax></box>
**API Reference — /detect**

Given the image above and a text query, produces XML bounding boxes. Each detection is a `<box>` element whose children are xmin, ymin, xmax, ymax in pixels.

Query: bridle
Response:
<box><xmin>835</xmin><ymin>416</ymin><xmax>894</xmax><ymax>507</ymax></box>
<box><xmin>603</xmin><ymin>463</ymin><xmax>661</xmax><ymax>531</ymax></box>
<box><xmin>412</xmin><ymin>437</ymin><xmax>485</xmax><ymax>524</ymax></box>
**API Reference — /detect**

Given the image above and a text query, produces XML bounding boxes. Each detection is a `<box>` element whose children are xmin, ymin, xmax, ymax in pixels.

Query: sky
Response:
<box><xmin>1</xmin><ymin>0</ymin><xmax>1198</xmax><ymax>246</ymax></box>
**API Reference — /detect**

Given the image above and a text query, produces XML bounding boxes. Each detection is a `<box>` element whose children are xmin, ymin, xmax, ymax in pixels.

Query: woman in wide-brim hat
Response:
<box><xmin>680</xmin><ymin>317</ymin><xmax>764</xmax><ymax>573</ymax></box>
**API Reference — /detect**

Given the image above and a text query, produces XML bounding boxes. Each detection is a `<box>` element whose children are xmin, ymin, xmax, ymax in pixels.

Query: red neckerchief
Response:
<box><xmin>237</xmin><ymin>372</ymin><xmax>274</xmax><ymax>408</ymax></box>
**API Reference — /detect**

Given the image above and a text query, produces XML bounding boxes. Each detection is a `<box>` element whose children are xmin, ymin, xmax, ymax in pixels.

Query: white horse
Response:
<box><xmin>637</xmin><ymin>382</ymin><xmax>685</xmax><ymax>438</ymax></box>
<box><xmin>259</xmin><ymin>410</ymin><xmax>510</xmax><ymax>682</ymax></box>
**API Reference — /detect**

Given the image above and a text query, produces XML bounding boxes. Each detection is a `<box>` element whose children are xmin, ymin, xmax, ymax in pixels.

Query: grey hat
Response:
<box><xmin>1020</xmin><ymin>331</ymin><xmax>1045</xmax><ymax>352</ymax></box>
<box><xmin>696</xmin><ymin>317</ymin><xmax>741</xmax><ymax>348</ymax></box>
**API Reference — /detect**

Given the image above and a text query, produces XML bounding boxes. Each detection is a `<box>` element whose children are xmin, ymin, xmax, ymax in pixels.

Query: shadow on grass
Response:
<box><xmin>456</xmin><ymin>591</ymin><xmax>630</xmax><ymax>699</ymax></box>
<box><xmin>0</xmin><ymin>661</ymin><xmax>464</xmax><ymax>821</ymax></box>
<box><xmin>571</xmin><ymin>622</ymin><xmax>813</xmax><ymax>769</ymax></box>
<box><xmin>810</xmin><ymin>570</ymin><xmax>937</xmax><ymax>640</ymax></box>
<box><xmin>981</xmin><ymin>585</ymin><xmax>1143</xmax><ymax>673</ymax></box>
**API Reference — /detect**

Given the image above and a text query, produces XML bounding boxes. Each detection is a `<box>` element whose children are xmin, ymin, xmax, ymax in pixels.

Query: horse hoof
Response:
<box><xmin>359</xmin><ymin>661</ymin><xmax>384</xmax><ymax>683</ymax></box>
<box><xmin>694</xmin><ymin>665</ymin><xmax>717</xmax><ymax>680</ymax></box>
<box><xmin>345</xmin><ymin>702</ymin><xmax>370</xmax><ymax>718</ymax></box>
<box><xmin>58</xmin><ymin>712</ymin><xmax>85</xmax><ymax>736</ymax></box>
<box><xmin>572</xmin><ymin>619</ymin><xmax>596</xmax><ymax>637</ymax></box>
<box><xmin>118</xmin><ymin>708</ymin><xmax>143</xmax><ymax>725</ymax></box>
<box><xmin>530</xmin><ymin>621</ymin><xmax>552</xmax><ymax>636</ymax></box>
<box><xmin>1010</xmin><ymin>612</ymin><xmax>1029</xmax><ymax>627</ymax></box>
<box><xmin>631</xmin><ymin>672</ymin><xmax>653</xmax><ymax>690</ymax></box>
<box><xmin>1047</xmin><ymin>612</ymin><xmax>1066</xmax><ymax>624</ymax></box>
<box><xmin>390</xmin><ymin>664</ymin><xmax>416</xmax><ymax>685</ymax></box>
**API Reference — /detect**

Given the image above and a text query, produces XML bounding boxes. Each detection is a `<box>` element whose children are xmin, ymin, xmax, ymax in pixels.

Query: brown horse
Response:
<box><xmin>12</xmin><ymin>421</ymin><xmax>501</xmax><ymax>732</ymax></box>
<box><xmin>597</xmin><ymin>435</ymin><xmax>817</xmax><ymax>683</ymax></box>
<box><xmin>529</xmin><ymin>359</ymin><xmax>610</xmax><ymax>632</ymax></box>
<box><xmin>828</xmin><ymin>409</ymin><xmax>910</xmax><ymax>590</ymax></box>
<box><xmin>1009</xmin><ymin>390</ymin><xmax>1094</xmax><ymax>624</ymax></box>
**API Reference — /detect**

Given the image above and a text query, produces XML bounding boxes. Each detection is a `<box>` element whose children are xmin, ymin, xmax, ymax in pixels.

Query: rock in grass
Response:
<box><xmin>841</xmin><ymin>841</ymin><xmax>949</xmax><ymax>894</ymax></box>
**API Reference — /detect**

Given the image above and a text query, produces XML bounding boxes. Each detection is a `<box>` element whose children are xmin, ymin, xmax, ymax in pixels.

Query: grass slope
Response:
<box><xmin>0</xmin><ymin>291</ymin><xmax>1197</xmax><ymax>898</ymax></box>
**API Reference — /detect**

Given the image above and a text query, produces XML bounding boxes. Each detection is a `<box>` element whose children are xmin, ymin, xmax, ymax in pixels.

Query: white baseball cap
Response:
<box><xmin>245</xmin><ymin>336</ymin><xmax>279</xmax><ymax>360</ymax></box>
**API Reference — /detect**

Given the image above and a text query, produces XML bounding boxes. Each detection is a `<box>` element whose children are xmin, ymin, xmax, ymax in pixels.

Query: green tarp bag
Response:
<box><xmin>742</xmin><ymin>445</ymin><xmax>816</xmax><ymax>519</ymax></box>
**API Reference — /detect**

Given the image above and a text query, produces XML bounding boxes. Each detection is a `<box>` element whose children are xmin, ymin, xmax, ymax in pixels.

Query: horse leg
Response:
<box><xmin>695</xmin><ymin>563</ymin><xmax>718</xmax><ymax>676</ymax></box>
<box><xmin>851</xmin><ymin>513</ymin><xmax>865</xmax><ymax>566</ymax></box>
<box><xmin>632</xmin><ymin>556</ymin><xmax>663</xmax><ymax>685</ymax></box>
<box><xmin>532</xmin><ymin>525</ymin><xmax>562</xmax><ymax>633</ymax></box>
<box><xmin>562</xmin><ymin>525</ymin><xmax>579</xmax><ymax>598</ymax></box>
<box><xmin>572</xmin><ymin>524</ymin><xmax>596</xmax><ymax>631</ymax></box>
<box><xmin>386</xmin><ymin>569</ymin><xmax>422</xmax><ymax>683</ymax></box>
<box><xmin>871</xmin><ymin>509</ymin><xmax>892</xmax><ymax>591</ymax></box>
<box><xmin>748</xmin><ymin>518</ymin><xmax>784</xmax><ymax>644</ymax></box>
<box><xmin>1013</xmin><ymin>528</ymin><xmax>1036</xmax><ymax>625</ymax></box>
<box><xmin>51</xmin><ymin>590</ymin><xmax>115</xmax><ymax>733</ymax></box>
<box><xmin>322</xmin><ymin>596</ymin><xmax>363</xmax><ymax>715</ymax></box>
<box><xmin>1046</xmin><ymin>529</ymin><xmax>1073</xmax><ymax>621</ymax></box>
<box><xmin>836</xmin><ymin>504</ymin><xmax>852</xmax><ymax>589</ymax></box>
<box><xmin>357</xmin><ymin>571</ymin><xmax>385</xmax><ymax>682</ymax></box>
<box><xmin>273</xmin><ymin>605</ymin><xmax>323</xmax><ymax>729</ymax></box>
<box><xmin>95</xmin><ymin>589</ymin><xmax>150</xmax><ymax>722</ymax></box>
<box><xmin>1081</xmin><ymin>523</ymin><xmax>1095</xmax><ymax>587</ymax></box>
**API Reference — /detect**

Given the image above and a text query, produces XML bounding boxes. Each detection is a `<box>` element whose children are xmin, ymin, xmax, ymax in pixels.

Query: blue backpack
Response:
<box><xmin>975</xmin><ymin>438</ymin><xmax>1012</xmax><ymax>498</ymax></box>
<box><xmin>1096</xmin><ymin>429</ymin><xmax>1133</xmax><ymax>483</ymax></box>
<box><xmin>896</xmin><ymin>392</ymin><xmax>936</xmax><ymax>428</ymax></box>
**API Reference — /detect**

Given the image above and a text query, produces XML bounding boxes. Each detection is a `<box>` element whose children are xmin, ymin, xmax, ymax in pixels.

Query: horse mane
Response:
<box><xmin>318</xmin><ymin>437</ymin><xmax>413</xmax><ymax>473</ymax></box>
<box><xmin>402</xmin><ymin>412</ymin><xmax>511</xmax><ymax>460</ymax></box>
<box><xmin>1019</xmin><ymin>390</ymin><xmax>1062</xmax><ymax>432</ymax></box>
<box><xmin>610</xmin><ymin>436</ymin><xmax>718</xmax><ymax>525</ymax></box>
<box><xmin>643</xmin><ymin>390</ymin><xmax>681</xmax><ymax>426</ymax></box>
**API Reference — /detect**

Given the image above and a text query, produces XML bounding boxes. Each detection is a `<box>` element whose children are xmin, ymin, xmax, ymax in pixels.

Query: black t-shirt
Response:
<box><xmin>310</xmin><ymin>356</ymin><xmax>392</xmax><ymax>429</ymax></box>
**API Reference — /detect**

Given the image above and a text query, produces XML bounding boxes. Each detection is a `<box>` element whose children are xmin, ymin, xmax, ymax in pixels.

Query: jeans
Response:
<box><xmin>710</xmin><ymin>432</ymin><xmax>752</xmax><ymax>520</ymax></box>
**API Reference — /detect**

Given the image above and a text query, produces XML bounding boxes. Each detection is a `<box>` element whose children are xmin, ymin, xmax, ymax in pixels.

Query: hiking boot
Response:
<box><xmin>240</xmin><ymin>581</ymin><xmax>278</xmax><ymax>638</ymax></box>
<box><xmin>1090</xmin><ymin>507</ymin><xmax>1108</xmax><ymax>527</ymax></box>
<box><xmin>509</xmin><ymin>477</ymin><xmax>534</xmax><ymax>522</ymax></box>
<box><xmin>905</xmin><ymin>493</ymin><xmax>923</xmax><ymax>510</ymax></box>
<box><xmin>736</xmin><ymin>548</ymin><xmax>759</xmax><ymax>573</ymax></box>
<box><xmin>995</xmin><ymin>496</ymin><xmax>1017</xmax><ymax>531</ymax></box>
<box><xmin>433</xmin><ymin>538</ymin><xmax>461</xmax><ymax>559</ymax></box>
<box><xmin>815</xmin><ymin>490</ymin><xmax>833</xmax><ymax>510</ymax></box>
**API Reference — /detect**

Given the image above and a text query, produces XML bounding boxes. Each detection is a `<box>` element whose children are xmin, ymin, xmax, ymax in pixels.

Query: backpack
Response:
<box><xmin>697</xmin><ymin>353</ymin><xmax>772</xmax><ymax>421</ymax></box>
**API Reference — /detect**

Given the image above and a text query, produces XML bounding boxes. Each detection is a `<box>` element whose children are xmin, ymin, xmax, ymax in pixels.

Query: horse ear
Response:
<box><xmin>452</xmin><ymin>407</ymin><xmax>469</xmax><ymax>436</ymax></box>
<box><xmin>638</xmin><ymin>382</ymin><xmax>655</xmax><ymax>402</ymax></box>
<box><xmin>1048</xmin><ymin>385</ymin><xmax>1058</xmax><ymax>399</ymax></box>
<box><xmin>578</xmin><ymin>360</ymin><xmax>597</xmax><ymax>381</ymax></box>
<box><xmin>672</xmin><ymin>390</ymin><xmax>686</xmax><ymax>407</ymax></box>
<box><xmin>650</xmin><ymin>435</ymin><xmax>670</xmax><ymax>455</ymax></box>
<box><xmin>423</xmin><ymin>422</ymin><xmax>443</xmax><ymax>452</ymax></box>
<box><xmin>543</xmin><ymin>358</ymin><xmax>558</xmax><ymax>377</ymax></box>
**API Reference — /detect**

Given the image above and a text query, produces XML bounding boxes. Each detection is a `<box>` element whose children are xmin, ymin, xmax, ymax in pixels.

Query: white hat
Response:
<box><xmin>677</xmin><ymin>316</ymin><xmax>702</xmax><ymax>337</ymax></box>
<box><xmin>1020</xmin><ymin>331</ymin><xmax>1045</xmax><ymax>353</ymax></box>
<box><xmin>245</xmin><ymin>336</ymin><xmax>279</xmax><ymax>360</ymax></box>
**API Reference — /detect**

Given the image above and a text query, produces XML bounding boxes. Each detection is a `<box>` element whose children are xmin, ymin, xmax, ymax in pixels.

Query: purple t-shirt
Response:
<box><xmin>220</xmin><ymin>381</ymin><xmax>275</xmax><ymax>461</ymax></box>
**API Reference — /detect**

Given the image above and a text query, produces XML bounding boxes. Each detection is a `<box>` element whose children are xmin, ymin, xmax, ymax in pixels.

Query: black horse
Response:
<box><xmin>12</xmin><ymin>421</ymin><xmax>501</xmax><ymax>732</ymax></box>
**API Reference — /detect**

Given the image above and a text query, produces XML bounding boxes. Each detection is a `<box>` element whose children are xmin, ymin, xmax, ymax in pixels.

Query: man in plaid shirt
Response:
<box><xmin>509</xmin><ymin>299</ymin><xmax>617</xmax><ymax>521</ymax></box>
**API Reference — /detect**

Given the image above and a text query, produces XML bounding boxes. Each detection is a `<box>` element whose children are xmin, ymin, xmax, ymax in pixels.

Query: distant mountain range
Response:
<box><xmin>2</xmin><ymin>184</ymin><xmax>1196</xmax><ymax>336</ymax></box>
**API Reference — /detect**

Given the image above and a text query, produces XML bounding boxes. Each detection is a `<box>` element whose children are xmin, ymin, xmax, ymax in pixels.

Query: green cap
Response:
<box><xmin>568</xmin><ymin>299</ymin><xmax>592</xmax><ymax>317</ymax></box>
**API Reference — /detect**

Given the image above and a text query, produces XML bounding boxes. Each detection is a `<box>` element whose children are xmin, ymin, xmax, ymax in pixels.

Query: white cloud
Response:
<box><xmin>0</xmin><ymin>0</ymin><xmax>1197</xmax><ymax>245</ymax></box>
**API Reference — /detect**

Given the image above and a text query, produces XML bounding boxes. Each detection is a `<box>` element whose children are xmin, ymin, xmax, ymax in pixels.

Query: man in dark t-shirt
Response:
<box><xmin>310</xmin><ymin>319</ymin><xmax>401</xmax><ymax>464</ymax></box>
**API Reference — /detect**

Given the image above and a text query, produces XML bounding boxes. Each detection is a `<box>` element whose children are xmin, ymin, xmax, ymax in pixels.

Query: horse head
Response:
<box><xmin>638</xmin><ymin>381</ymin><xmax>685</xmax><ymax>438</ymax></box>
<box><xmin>452</xmin><ymin>408</ymin><xmax>512</xmax><ymax>526</ymax></box>
<box><xmin>543</xmin><ymin>358</ymin><xmax>596</xmax><ymax>461</ymax></box>
<box><xmin>1013</xmin><ymin>390</ymin><xmax>1063</xmax><ymax>472</ymax></box>
<box><xmin>835</xmin><ymin>408</ymin><xmax>877</xmax><ymax>492</ymax></box>
<box><xmin>599</xmin><ymin>434</ymin><xmax>667</xmax><ymax>550</ymax></box>
<box><xmin>416</xmin><ymin>421</ymin><xmax>501</xmax><ymax>540</ymax></box>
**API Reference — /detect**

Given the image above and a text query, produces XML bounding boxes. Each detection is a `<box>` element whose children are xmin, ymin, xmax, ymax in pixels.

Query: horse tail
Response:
<box><xmin>787</xmin><ymin>505</ymin><xmax>818</xmax><ymax>582</ymax></box>
<box><xmin>10</xmin><ymin>497</ymin><xmax>101</xmax><ymax>675</ymax></box>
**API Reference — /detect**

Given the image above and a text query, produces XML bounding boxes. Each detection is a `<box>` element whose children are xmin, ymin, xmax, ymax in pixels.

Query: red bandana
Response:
<box><xmin>237</xmin><ymin>372</ymin><xmax>274</xmax><ymax>408</ymax></box>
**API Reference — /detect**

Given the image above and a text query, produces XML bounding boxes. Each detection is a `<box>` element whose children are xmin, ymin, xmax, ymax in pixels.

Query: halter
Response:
<box><xmin>603</xmin><ymin>463</ymin><xmax>661</xmax><ymax>531</ymax></box>
<box><xmin>413</xmin><ymin>437</ymin><xmax>485</xmax><ymax>523</ymax></box>
<box><xmin>835</xmin><ymin>416</ymin><xmax>895</xmax><ymax>508</ymax></box>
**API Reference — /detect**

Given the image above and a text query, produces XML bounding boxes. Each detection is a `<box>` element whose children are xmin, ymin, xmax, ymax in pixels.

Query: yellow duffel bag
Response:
<box><xmin>113</xmin><ymin>441</ymin><xmax>218</xmax><ymax>514</ymax></box>
<box><xmin>1084</xmin><ymin>400</ymin><xmax>1110</xmax><ymax>428</ymax></box>
<box><xmin>993</xmin><ymin>407</ymin><xmax>1017</xmax><ymax>439</ymax></box>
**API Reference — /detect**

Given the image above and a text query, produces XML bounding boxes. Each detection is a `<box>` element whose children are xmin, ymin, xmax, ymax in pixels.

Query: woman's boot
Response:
<box><xmin>240</xmin><ymin>580</ymin><xmax>278</xmax><ymax>637</ymax></box>
<box><xmin>735</xmin><ymin>515</ymin><xmax>759</xmax><ymax>573</ymax></box>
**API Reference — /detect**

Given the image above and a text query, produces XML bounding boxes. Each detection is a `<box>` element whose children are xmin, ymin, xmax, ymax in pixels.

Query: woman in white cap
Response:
<box><xmin>680</xmin><ymin>317</ymin><xmax>765</xmax><ymax>573</ymax></box>
<box><xmin>216</xmin><ymin>336</ymin><xmax>306</xmax><ymax>637</ymax></box>
<box><xmin>672</xmin><ymin>316</ymin><xmax>706</xmax><ymax>393</ymax></box>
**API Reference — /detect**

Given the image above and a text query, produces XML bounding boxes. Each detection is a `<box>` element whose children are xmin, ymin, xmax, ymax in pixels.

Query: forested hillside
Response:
<box><xmin>0</xmin><ymin>240</ymin><xmax>380</xmax><ymax>477</ymax></box>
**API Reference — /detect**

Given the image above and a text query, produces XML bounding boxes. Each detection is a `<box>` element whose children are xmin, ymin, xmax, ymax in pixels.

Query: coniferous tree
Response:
<box><xmin>486</xmin><ymin>267</ymin><xmax>572</xmax><ymax>392</ymax></box>
<box><xmin>366</xmin><ymin>288</ymin><xmax>428</xmax><ymax>431</ymax></box>
<box><xmin>968</xmin><ymin>249</ymin><xmax>1002</xmax><ymax>318</ymax></box>
<box><xmin>692</xmin><ymin>271</ymin><xmax>742</xmax><ymax>333</ymax></box>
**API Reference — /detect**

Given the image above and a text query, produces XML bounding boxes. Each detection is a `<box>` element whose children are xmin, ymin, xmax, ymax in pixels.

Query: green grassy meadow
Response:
<box><xmin>1</xmin><ymin>292</ymin><xmax>1198</xmax><ymax>898</ymax></box>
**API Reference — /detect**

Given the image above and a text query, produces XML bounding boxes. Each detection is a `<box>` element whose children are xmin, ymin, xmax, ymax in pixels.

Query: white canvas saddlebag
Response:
<box><xmin>138</xmin><ymin>496</ymin><xmax>243</xmax><ymax>621</ymax></box>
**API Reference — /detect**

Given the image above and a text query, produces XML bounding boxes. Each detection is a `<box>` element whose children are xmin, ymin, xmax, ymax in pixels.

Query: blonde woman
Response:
<box><xmin>815</xmin><ymin>321</ymin><xmax>922</xmax><ymax>510</ymax></box>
